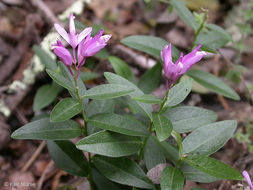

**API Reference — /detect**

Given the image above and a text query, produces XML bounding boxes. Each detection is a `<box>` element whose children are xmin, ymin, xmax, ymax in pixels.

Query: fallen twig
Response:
<box><xmin>30</xmin><ymin>0</ymin><xmax>58</xmax><ymax>25</ymax></box>
<box><xmin>21</xmin><ymin>141</ymin><xmax>46</xmax><ymax>172</ymax></box>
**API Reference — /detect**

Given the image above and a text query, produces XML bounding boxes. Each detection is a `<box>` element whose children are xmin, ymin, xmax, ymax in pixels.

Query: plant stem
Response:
<box><xmin>191</xmin><ymin>10</ymin><xmax>208</xmax><ymax>50</ymax></box>
<box><xmin>74</xmin><ymin>76</ymin><xmax>94</xmax><ymax>190</ymax></box>
<box><xmin>138</xmin><ymin>122</ymin><xmax>153</xmax><ymax>164</ymax></box>
<box><xmin>159</xmin><ymin>88</ymin><xmax>169</xmax><ymax>114</ymax></box>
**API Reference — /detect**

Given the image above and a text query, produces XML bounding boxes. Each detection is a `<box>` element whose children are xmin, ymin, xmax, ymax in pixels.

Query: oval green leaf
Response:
<box><xmin>33</xmin><ymin>45</ymin><xmax>57</xmax><ymax>71</ymax></box>
<box><xmin>76</xmin><ymin>130</ymin><xmax>142</xmax><ymax>157</ymax></box>
<box><xmin>92</xmin><ymin>168</ymin><xmax>122</xmax><ymax>190</ymax></box>
<box><xmin>165</xmin><ymin>78</ymin><xmax>193</xmax><ymax>107</ymax></box>
<box><xmin>138</xmin><ymin>63</ymin><xmax>162</xmax><ymax>94</ymax></box>
<box><xmin>88</xmin><ymin>113</ymin><xmax>149</xmax><ymax>137</ymax></box>
<box><xmin>180</xmin><ymin>163</ymin><xmax>219</xmax><ymax>183</ymax></box>
<box><xmin>47</xmin><ymin>140</ymin><xmax>88</xmax><ymax>177</ymax></box>
<box><xmin>104</xmin><ymin>72</ymin><xmax>153</xmax><ymax>119</ymax></box>
<box><xmin>11</xmin><ymin>118</ymin><xmax>82</xmax><ymax>140</ymax></box>
<box><xmin>33</xmin><ymin>84</ymin><xmax>61</xmax><ymax>111</ymax></box>
<box><xmin>152</xmin><ymin>113</ymin><xmax>173</xmax><ymax>142</ymax></box>
<box><xmin>185</xmin><ymin>155</ymin><xmax>243</xmax><ymax>180</ymax></box>
<box><xmin>132</xmin><ymin>94</ymin><xmax>162</xmax><ymax>104</ymax></box>
<box><xmin>86</xmin><ymin>99</ymin><xmax>115</xmax><ymax>135</ymax></box>
<box><xmin>93</xmin><ymin>156</ymin><xmax>154</xmax><ymax>189</ymax></box>
<box><xmin>144</xmin><ymin>136</ymin><xmax>166</xmax><ymax>170</ymax></box>
<box><xmin>121</xmin><ymin>35</ymin><xmax>179</xmax><ymax>59</ymax></box>
<box><xmin>50</xmin><ymin>98</ymin><xmax>82</xmax><ymax>122</ymax></box>
<box><xmin>46</xmin><ymin>69</ymin><xmax>74</xmax><ymax>91</ymax></box>
<box><xmin>82</xmin><ymin>84</ymin><xmax>134</xmax><ymax>100</ymax></box>
<box><xmin>163</xmin><ymin>106</ymin><xmax>217</xmax><ymax>133</ymax></box>
<box><xmin>182</xmin><ymin>120</ymin><xmax>237</xmax><ymax>156</ymax></box>
<box><xmin>170</xmin><ymin>0</ymin><xmax>198</xmax><ymax>31</ymax></box>
<box><xmin>161</xmin><ymin>166</ymin><xmax>184</xmax><ymax>190</ymax></box>
<box><xmin>108</xmin><ymin>56</ymin><xmax>136</xmax><ymax>84</ymax></box>
<box><xmin>187</xmin><ymin>69</ymin><xmax>240</xmax><ymax>100</ymax></box>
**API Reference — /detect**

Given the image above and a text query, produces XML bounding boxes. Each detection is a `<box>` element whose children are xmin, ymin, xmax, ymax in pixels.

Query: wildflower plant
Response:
<box><xmin>11</xmin><ymin>5</ymin><xmax>248</xmax><ymax>190</ymax></box>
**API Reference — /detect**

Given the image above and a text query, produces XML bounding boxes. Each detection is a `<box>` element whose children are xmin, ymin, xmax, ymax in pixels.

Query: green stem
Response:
<box><xmin>138</xmin><ymin>122</ymin><xmax>153</xmax><ymax>164</ymax></box>
<box><xmin>191</xmin><ymin>10</ymin><xmax>208</xmax><ymax>50</ymax></box>
<box><xmin>159</xmin><ymin>88</ymin><xmax>170</xmax><ymax>114</ymax></box>
<box><xmin>74</xmin><ymin>76</ymin><xmax>94</xmax><ymax>190</ymax></box>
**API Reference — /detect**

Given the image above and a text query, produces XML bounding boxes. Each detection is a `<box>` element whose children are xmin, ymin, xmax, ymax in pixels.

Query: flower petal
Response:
<box><xmin>180</xmin><ymin>44</ymin><xmax>205</xmax><ymax>74</ymax></box>
<box><xmin>69</xmin><ymin>13</ymin><xmax>76</xmax><ymax>35</ymax></box>
<box><xmin>53</xmin><ymin>46</ymin><xmax>73</xmax><ymax>66</ymax></box>
<box><xmin>77</xmin><ymin>27</ymin><xmax>92</xmax><ymax>44</ymax></box>
<box><xmin>99</xmin><ymin>34</ymin><xmax>112</xmax><ymax>44</ymax></box>
<box><xmin>243</xmin><ymin>171</ymin><xmax>253</xmax><ymax>190</ymax></box>
<box><xmin>54</xmin><ymin>24</ymin><xmax>70</xmax><ymax>44</ymax></box>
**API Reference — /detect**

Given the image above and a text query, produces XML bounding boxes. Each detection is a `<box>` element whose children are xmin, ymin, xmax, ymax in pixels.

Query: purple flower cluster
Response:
<box><xmin>52</xmin><ymin>13</ymin><xmax>111</xmax><ymax>78</ymax></box>
<box><xmin>161</xmin><ymin>43</ymin><xmax>206</xmax><ymax>89</ymax></box>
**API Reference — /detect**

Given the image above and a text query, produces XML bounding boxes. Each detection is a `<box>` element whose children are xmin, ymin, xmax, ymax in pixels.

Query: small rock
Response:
<box><xmin>147</xmin><ymin>163</ymin><xmax>169</xmax><ymax>184</ymax></box>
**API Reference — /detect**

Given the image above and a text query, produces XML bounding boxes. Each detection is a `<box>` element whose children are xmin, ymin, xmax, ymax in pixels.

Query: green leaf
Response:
<box><xmin>161</xmin><ymin>166</ymin><xmax>184</xmax><ymax>190</ymax></box>
<box><xmin>92</xmin><ymin>168</ymin><xmax>123</xmax><ymax>190</ymax></box>
<box><xmin>104</xmin><ymin>72</ymin><xmax>153</xmax><ymax>119</ymax></box>
<box><xmin>86</xmin><ymin>99</ymin><xmax>115</xmax><ymax>135</ymax></box>
<box><xmin>165</xmin><ymin>78</ymin><xmax>193</xmax><ymax>107</ymax></box>
<box><xmin>152</xmin><ymin>113</ymin><xmax>173</xmax><ymax>141</ymax></box>
<box><xmin>93</xmin><ymin>156</ymin><xmax>154</xmax><ymax>189</ymax></box>
<box><xmin>33</xmin><ymin>45</ymin><xmax>57</xmax><ymax>71</ymax></box>
<box><xmin>50</xmin><ymin>98</ymin><xmax>82</xmax><ymax>122</ymax></box>
<box><xmin>138</xmin><ymin>63</ymin><xmax>162</xmax><ymax>94</ymax></box>
<box><xmin>170</xmin><ymin>0</ymin><xmax>198</xmax><ymax>31</ymax></box>
<box><xmin>144</xmin><ymin>136</ymin><xmax>166</xmax><ymax>170</ymax></box>
<box><xmin>46</xmin><ymin>69</ymin><xmax>74</xmax><ymax>91</ymax></box>
<box><xmin>33</xmin><ymin>84</ymin><xmax>61</xmax><ymax>111</ymax></box>
<box><xmin>182</xmin><ymin>120</ymin><xmax>237</xmax><ymax>156</ymax></box>
<box><xmin>11</xmin><ymin>118</ymin><xmax>82</xmax><ymax>140</ymax></box>
<box><xmin>108</xmin><ymin>56</ymin><xmax>136</xmax><ymax>84</ymax></box>
<box><xmin>132</xmin><ymin>94</ymin><xmax>162</xmax><ymax>104</ymax></box>
<box><xmin>79</xmin><ymin>71</ymin><xmax>98</xmax><ymax>81</ymax></box>
<box><xmin>163</xmin><ymin>106</ymin><xmax>217</xmax><ymax>133</ymax></box>
<box><xmin>47</xmin><ymin>140</ymin><xmax>88</xmax><ymax>177</ymax></box>
<box><xmin>121</xmin><ymin>35</ymin><xmax>180</xmax><ymax>59</ymax></box>
<box><xmin>58</xmin><ymin>62</ymin><xmax>88</xmax><ymax>108</ymax></box>
<box><xmin>196</xmin><ymin>24</ymin><xmax>232</xmax><ymax>52</ymax></box>
<box><xmin>87</xmin><ymin>99</ymin><xmax>115</xmax><ymax>118</ymax></box>
<box><xmin>187</xmin><ymin>69</ymin><xmax>240</xmax><ymax>100</ymax></box>
<box><xmin>180</xmin><ymin>163</ymin><xmax>219</xmax><ymax>183</ymax></box>
<box><xmin>76</xmin><ymin>130</ymin><xmax>142</xmax><ymax>157</ymax></box>
<box><xmin>151</xmin><ymin>136</ymin><xmax>179</xmax><ymax>164</ymax></box>
<box><xmin>87</xmin><ymin>113</ymin><xmax>149</xmax><ymax>137</ymax></box>
<box><xmin>185</xmin><ymin>155</ymin><xmax>243</xmax><ymax>180</ymax></box>
<box><xmin>82</xmin><ymin>84</ymin><xmax>134</xmax><ymax>100</ymax></box>
<box><xmin>207</xmin><ymin>24</ymin><xmax>232</xmax><ymax>42</ymax></box>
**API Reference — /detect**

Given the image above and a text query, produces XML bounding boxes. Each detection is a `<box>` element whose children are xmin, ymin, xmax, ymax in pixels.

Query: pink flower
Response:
<box><xmin>243</xmin><ymin>170</ymin><xmax>253</xmax><ymax>190</ymax></box>
<box><xmin>161</xmin><ymin>44</ymin><xmax>206</xmax><ymax>89</ymax></box>
<box><xmin>52</xmin><ymin>40</ymin><xmax>74</xmax><ymax>75</ymax></box>
<box><xmin>54</xmin><ymin>13</ymin><xmax>92</xmax><ymax>49</ymax></box>
<box><xmin>77</xmin><ymin>29</ymin><xmax>111</xmax><ymax>68</ymax></box>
